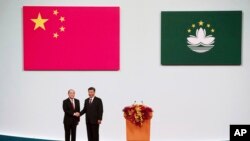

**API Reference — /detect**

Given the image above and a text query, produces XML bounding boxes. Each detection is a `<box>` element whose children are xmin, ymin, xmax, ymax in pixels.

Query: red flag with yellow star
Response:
<box><xmin>23</xmin><ymin>6</ymin><xmax>119</xmax><ymax>70</ymax></box>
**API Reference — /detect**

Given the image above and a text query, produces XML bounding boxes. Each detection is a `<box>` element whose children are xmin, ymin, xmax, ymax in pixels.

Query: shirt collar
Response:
<box><xmin>69</xmin><ymin>98</ymin><xmax>74</xmax><ymax>102</ymax></box>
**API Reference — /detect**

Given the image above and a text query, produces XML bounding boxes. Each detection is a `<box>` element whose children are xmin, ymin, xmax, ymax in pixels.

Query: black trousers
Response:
<box><xmin>86</xmin><ymin>123</ymin><xmax>99</xmax><ymax>141</ymax></box>
<box><xmin>64</xmin><ymin>123</ymin><xmax>77</xmax><ymax>141</ymax></box>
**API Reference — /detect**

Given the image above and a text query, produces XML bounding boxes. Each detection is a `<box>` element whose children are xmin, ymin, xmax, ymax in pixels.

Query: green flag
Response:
<box><xmin>161</xmin><ymin>11</ymin><xmax>242</xmax><ymax>65</ymax></box>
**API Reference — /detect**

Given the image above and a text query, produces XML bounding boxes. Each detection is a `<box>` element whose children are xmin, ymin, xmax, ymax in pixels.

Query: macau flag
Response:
<box><xmin>23</xmin><ymin>6</ymin><xmax>119</xmax><ymax>70</ymax></box>
<box><xmin>161</xmin><ymin>11</ymin><xmax>242</xmax><ymax>65</ymax></box>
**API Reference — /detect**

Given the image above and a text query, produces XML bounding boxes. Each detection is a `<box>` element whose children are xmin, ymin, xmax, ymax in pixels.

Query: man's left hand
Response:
<box><xmin>97</xmin><ymin>120</ymin><xmax>102</xmax><ymax>124</ymax></box>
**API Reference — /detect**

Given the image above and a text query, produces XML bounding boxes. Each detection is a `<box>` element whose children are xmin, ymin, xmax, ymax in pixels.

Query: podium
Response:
<box><xmin>126</xmin><ymin>118</ymin><xmax>151</xmax><ymax>141</ymax></box>
<box><xmin>123</xmin><ymin>104</ymin><xmax>153</xmax><ymax>141</ymax></box>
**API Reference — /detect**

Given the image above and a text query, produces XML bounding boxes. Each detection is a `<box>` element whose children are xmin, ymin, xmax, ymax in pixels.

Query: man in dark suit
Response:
<box><xmin>63</xmin><ymin>89</ymin><xmax>80</xmax><ymax>141</ymax></box>
<box><xmin>80</xmin><ymin>87</ymin><xmax>103</xmax><ymax>141</ymax></box>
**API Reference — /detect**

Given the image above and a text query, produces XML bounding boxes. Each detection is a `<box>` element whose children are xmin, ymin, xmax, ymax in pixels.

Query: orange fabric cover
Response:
<box><xmin>126</xmin><ymin>119</ymin><xmax>150</xmax><ymax>141</ymax></box>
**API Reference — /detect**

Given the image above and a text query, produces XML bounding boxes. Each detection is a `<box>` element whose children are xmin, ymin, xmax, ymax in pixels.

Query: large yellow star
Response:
<box><xmin>31</xmin><ymin>13</ymin><xmax>48</xmax><ymax>30</ymax></box>
<box><xmin>198</xmin><ymin>20</ymin><xmax>204</xmax><ymax>26</ymax></box>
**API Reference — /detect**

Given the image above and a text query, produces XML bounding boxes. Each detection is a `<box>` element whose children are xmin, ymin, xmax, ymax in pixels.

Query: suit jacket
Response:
<box><xmin>63</xmin><ymin>98</ymin><xmax>80</xmax><ymax>125</ymax></box>
<box><xmin>80</xmin><ymin>97</ymin><xmax>103</xmax><ymax>124</ymax></box>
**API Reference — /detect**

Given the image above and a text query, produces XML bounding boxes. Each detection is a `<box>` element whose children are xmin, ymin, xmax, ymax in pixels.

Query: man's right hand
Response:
<box><xmin>73</xmin><ymin>112</ymin><xmax>80</xmax><ymax>117</ymax></box>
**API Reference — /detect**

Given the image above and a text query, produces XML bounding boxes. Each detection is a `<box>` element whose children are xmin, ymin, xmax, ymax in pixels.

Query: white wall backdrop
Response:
<box><xmin>1</xmin><ymin>0</ymin><xmax>250</xmax><ymax>141</ymax></box>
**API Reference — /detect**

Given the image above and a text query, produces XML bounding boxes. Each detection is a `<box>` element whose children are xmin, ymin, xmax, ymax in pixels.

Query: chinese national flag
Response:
<box><xmin>23</xmin><ymin>6</ymin><xmax>119</xmax><ymax>70</ymax></box>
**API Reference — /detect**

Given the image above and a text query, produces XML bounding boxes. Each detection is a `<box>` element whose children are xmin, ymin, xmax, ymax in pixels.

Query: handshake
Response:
<box><xmin>73</xmin><ymin>112</ymin><xmax>80</xmax><ymax>117</ymax></box>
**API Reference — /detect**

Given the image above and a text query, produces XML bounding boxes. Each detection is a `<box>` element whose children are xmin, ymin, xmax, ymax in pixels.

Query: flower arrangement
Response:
<box><xmin>123</xmin><ymin>103</ymin><xmax>153</xmax><ymax>127</ymax></box>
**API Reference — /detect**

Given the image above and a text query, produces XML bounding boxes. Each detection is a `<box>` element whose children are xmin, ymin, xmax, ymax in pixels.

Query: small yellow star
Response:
<box><xmin>211</xmin><ymin>29</ymin><xmax>215</xmax><ymax>32</ymax></box>
<box><xmin>53</xmin><ymin>10</ymin><xmax>59</xmax><ymax>16</ymax></box>
<box><xmin>59</xmin><ymin>16</ymin><xmax>65</xmax><ymax>22</ymax></box>
<box><xmin>31</xmin><ymin>13</ymin><xmax>48</xmax><ymax>30</ymax></box>
<box><xmin>192</xmin><ymin>24</ymin><xmax>195</xmax><ymax>28</ymax></box>
<box><xmin>198</xmin><ymin>20</ymin><xmax>204</xmax><ymax>26</ymax></box>
<box><xmin>53</xmin><ymin>32</ymin><xmax>59</xmax><ymax>38</ymax></box>
<box><xmin>60</xmin><ymin>26</ymin><xmax>65</xmax><ymax>32</ymax></box>
<box><xmin>207</xmin><ymin>24</ymin><xmax>211</xmax><ymax>28</ymax></box>
<box><xmin>187</xmin><ymin>29</ymin><xmax>191</xmax><ymax>33</ymax></box>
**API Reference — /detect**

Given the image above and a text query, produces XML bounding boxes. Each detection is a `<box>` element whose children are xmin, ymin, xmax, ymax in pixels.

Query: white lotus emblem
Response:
<box><xmin>187</xmin><ymin>21</ymin><xmax>215</xmax><ymax>53</ymax></box>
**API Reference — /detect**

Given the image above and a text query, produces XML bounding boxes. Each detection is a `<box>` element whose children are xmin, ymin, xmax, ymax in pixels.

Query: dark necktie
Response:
<box><xmin>71</xmin><ymin>99</ymin><xmax>75</xmax><ymax>109</ymax></box>
<box><xmin>89</xmin><ymin>98</ymin><xmax>92</xmax><ymax>104</ymax></box>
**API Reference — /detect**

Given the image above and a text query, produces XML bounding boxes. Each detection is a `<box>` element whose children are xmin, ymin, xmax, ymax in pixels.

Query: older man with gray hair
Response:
<box><xmin>63</xmin><ymin>89</ymin><xmax>80</xmax><ymax>141</ymax></box>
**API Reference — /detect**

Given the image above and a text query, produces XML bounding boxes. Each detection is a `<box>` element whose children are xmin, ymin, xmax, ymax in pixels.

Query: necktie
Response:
<box><xmin>71</xmin><ymin>99</ymin><xmax>75</xmax><ymax>109</ymax></box>
<box><xmin>89</xmin><ymin>98</ymin><xmax>92</xmax><ymax>104</ymax></box>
